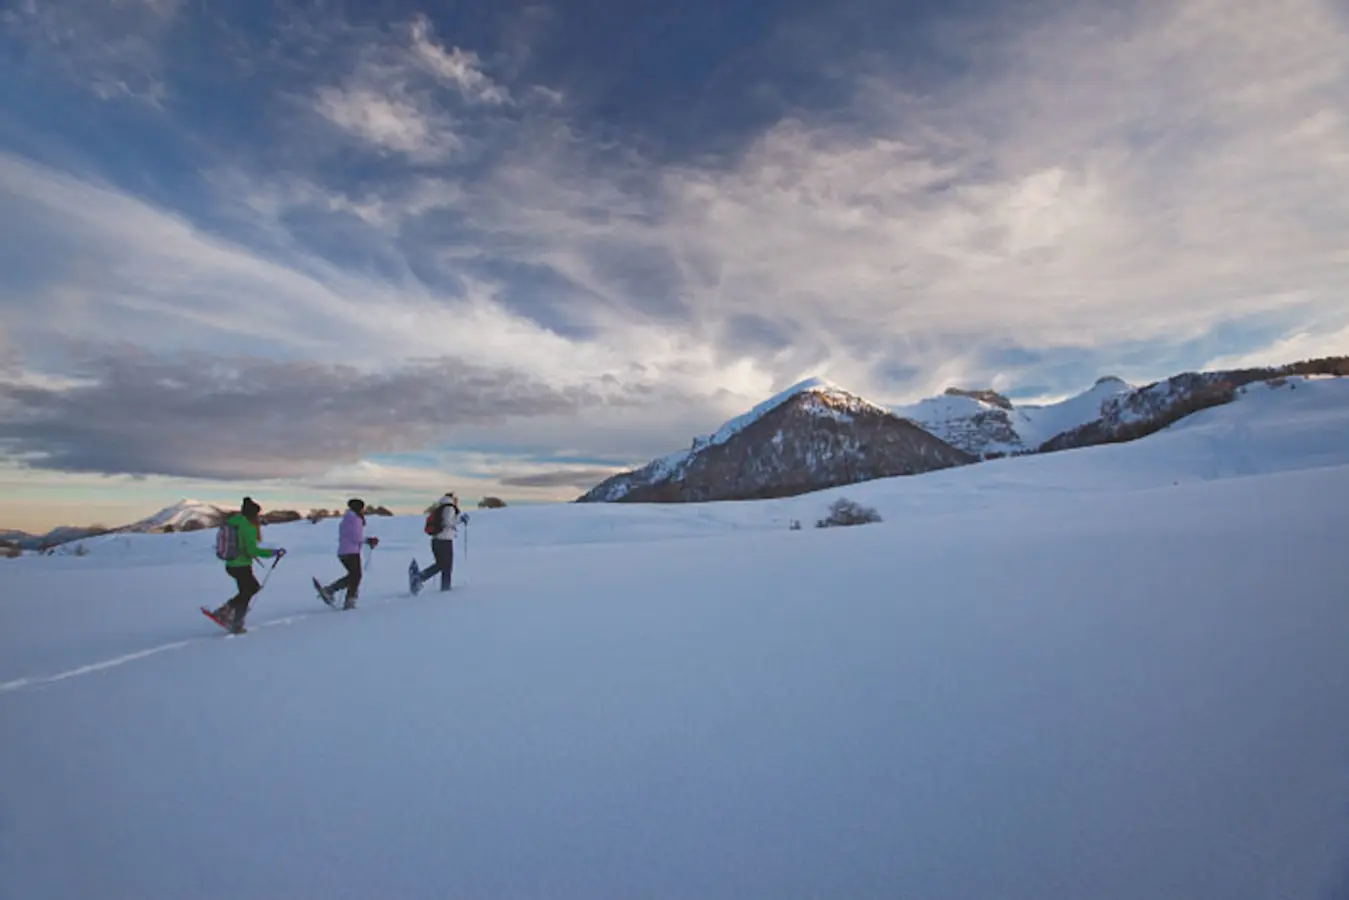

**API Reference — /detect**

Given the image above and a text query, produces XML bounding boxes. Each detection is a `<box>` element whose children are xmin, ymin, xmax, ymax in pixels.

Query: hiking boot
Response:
<box><xmin>343</xmin><ymin>597</ymin><xmax>357</xmax><ymax>610</ymax></box>
<box><xmin>227</xmin><ymin>605</ymin><xmax>247</xmax><ymax>633</ymax></box>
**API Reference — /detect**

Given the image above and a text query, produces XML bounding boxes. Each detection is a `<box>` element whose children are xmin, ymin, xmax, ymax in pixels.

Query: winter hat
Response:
<box><xmin>241</xmin><ymin>496</ymin><xmax>261</xmax><ymax>518</ymax></box>
<box><xmin>347</xmin><ymin>498</ymin><xmax>365</xmax><ymax>513</ymax></box>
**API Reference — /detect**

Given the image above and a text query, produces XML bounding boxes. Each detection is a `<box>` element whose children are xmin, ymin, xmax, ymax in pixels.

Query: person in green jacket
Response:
<box><xmin>210</xmin><ymin>496</ymin><xmax>285</xmax><ymax>633</ymax></box>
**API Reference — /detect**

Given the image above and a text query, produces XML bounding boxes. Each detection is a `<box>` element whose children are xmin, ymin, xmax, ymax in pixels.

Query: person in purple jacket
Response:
<box><xmin>315</xmin><ymin>498</ymin><xmax>379</xmax><ymax>609</ymax></box>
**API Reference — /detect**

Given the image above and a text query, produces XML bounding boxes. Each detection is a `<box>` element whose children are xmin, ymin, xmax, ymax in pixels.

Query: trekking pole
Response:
<box><xmin>257</xmin><ymin>553</ymin><xmax>283</xmax><ymax>589</ymax></box>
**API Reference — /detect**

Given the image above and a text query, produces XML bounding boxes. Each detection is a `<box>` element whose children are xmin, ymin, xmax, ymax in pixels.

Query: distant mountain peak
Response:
<box><xmin>128</xmin><ymin>499</ymin><xmax>230</xmax><ymax>533</ymax></box>
<box><xmin>578</xmin><ymin>379</ymin><xmax>972</xmax><ymax>503</ymax></box>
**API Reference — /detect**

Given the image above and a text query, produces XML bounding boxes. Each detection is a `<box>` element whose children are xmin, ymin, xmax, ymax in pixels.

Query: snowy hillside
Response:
<box><xmin>4</xmin><ymin>372</ymin><xmax>1349</xmax><ymax>898</ymax></box>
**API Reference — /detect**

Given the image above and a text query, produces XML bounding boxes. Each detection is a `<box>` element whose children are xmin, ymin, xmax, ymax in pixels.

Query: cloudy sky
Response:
<box><xmin>1</xmin><ymin>0</ymin><xmax>1347</xmax><ymax>531</ymax></box>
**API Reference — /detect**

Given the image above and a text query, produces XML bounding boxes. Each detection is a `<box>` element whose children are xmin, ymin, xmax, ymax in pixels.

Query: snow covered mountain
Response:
<box><xmin>120</xmin><ymin>500</ymin><xmax>341</xmax><ymax>533</ymax></box>
<box><xmin>122</xmin><ymin>499</ymin><xmax>230</xmax><ymax>533</ymax></box>
<box><xmin>0</xmin><ymin>525</ymin><xmax>111</xmax><ymax>551</ymax></box>
<box><xmin>1040</xmin><ymin>361</ymin><xmax>1349</xmax><ymax>453</ymax></box>
<box><xmin>578</xmin><ymin>378</ymin><xmax>973</xmax><ymax>502</ymax></box>
<box><xmin>900</xmin><ymin>357</ymin><xmax>1349</xmax><ymax>457</ymax></box>
<box><xmin>579</xmin><ymin>361</ymin><xmax>1348</xmax><ymax>503</ymax></box>
<box><xmin>5</xmin><ymin>501</ymin><xmax>346</xmax><ymax>550</ymax></box>
<box><xmin>895</xmin><ymin>376</ymin><xmax>1134</xmax><ymax>457</ymax></box>
<box><xmin>2</xmin><ymin>502</ymin><xmax>233</xmax><ymax>550</ymax></box>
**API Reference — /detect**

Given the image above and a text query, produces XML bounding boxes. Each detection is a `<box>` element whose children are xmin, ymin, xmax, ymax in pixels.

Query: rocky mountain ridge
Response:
<box><xmin>578</xmin><ymin>357</ymin><xmax>1348</xmax><ymax>504</ymax></box>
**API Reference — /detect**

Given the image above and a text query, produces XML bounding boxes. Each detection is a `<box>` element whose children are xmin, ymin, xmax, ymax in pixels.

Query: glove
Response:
<box><xmin>275</xmin><ymin>548</ymin><xmax>287</xmax><ymax>559</ymax></box>
<box><xmin>366</xmin><ymin>537</ymin><xmax>379</xmax><ymax>548</ymax></box>
<box><xmin>459</xmin><ymin>513</ymin><xmax>469</xmax><ymax>524</ymax></box>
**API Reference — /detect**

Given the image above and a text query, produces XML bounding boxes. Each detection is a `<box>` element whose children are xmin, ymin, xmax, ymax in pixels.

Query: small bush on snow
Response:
<box><xmin>816</xmin><ymin>497</ymin><xmax>882</xmax><ymax>528</ymax></box>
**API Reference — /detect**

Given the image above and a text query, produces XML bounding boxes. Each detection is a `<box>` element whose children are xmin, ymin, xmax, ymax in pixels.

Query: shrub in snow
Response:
<box><xmin>789</xmin><ymin>519</ymin><xmax>802</xmax><ymax>531</ymax></box>
<box><xmin>479</xmin><ymin>497</ymin><xmax>507</xmax><ymax>509</ymax></box>
<box><xmin>816</xmin><ymin>498</ymin><xmax>882</xmax><ymax>529</ymax></box>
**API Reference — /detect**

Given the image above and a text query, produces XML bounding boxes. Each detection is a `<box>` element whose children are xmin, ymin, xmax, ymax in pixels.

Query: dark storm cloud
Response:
<box><xmin>0</xmin><ymin>347</ymin><xmax>643</xmax><ymax>480</ymax></box>
<box><xmin>498</xmin><ymin>468</ymin><xmax>621</xmax><ymax>490</ymax></box>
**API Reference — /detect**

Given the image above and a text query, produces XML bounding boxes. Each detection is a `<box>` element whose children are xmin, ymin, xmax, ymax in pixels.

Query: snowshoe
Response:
<box><xmin>202</xmin><ymin>606</ymin><xmax>231</xmax><ymax>631</ymax></box>
<box><xmin>408</xmin><ymin>559</ymin><xmax>423</xmax><ymax>596</ymax></box>
<box><xmin>313</xmin><ymin>576</ymin><xmax>337</xmax><ymax>608</ymax></box>
<box><xmin>202</xmin><ymin>606</ymin><xmax>245</xmax><ymax>634</ymax></box>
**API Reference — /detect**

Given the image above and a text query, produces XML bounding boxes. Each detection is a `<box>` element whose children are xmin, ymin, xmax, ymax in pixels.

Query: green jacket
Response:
<box><xmin>224</xmin><ymin>513</ymin><xmax>276</xmax><ymax>568</ymax></box>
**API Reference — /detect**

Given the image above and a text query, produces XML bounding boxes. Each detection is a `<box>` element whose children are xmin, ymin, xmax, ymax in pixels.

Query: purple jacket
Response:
<box><xmin>337</xmin><ymin>509</ymin><xmax>365</xmax><ymax>556</ymax></box>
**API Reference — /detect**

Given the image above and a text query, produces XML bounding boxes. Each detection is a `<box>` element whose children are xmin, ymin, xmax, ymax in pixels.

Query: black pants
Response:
<box><xmin>419</xmin><ymin>538</ymin><xmax>454</xmax><ymax>590</ymax></box>
<box><xmin>226</xmin><ymin>565</ymin><xmax>261</xmax><ymax>619</ymax></box>
<box><xmin>327</xmin><ymin>553</ymin><xmax>362</xmax><ymax>599</ymax></box>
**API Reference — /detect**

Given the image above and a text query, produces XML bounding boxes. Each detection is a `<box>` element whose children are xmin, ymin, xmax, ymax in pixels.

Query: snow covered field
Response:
<box><xmin>4</xmin><ymin>378</ymin><xmax>1349</xmax><ymax>898</ymax></box>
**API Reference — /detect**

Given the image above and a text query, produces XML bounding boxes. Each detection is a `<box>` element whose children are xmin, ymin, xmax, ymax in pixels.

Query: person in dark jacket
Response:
<box><xmin>210</xmin><ymin>496</ymin><xmax>284</xmax><ymax>633</ymax></box>
<box><xmin>316</xmin><ymin>498</ymin><xmax>379</xmax><ymax>609</ymax></box>
<box><xmin>409</xmin><ymin>492</ymin><xmax>462</xmax><ymax>594</ymax></box>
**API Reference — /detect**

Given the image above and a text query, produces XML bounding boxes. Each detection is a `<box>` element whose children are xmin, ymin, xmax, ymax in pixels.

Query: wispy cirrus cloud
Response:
<box><xmin>424</xmin><ymin>0</ymin><xmax>1349</xmax><ymax>398</ymax></box>
<box><xmin>409</xmin><ymin>15</ymin><xmax>512</xmax><ymax>106</ymax></box>
<box><xmin>3</xmin><ymin>0</ymin><xmax>180</xmax><ymax>105</ymax></box>
<box><xmin>252</xmin><ymin>0</ymin><xmax>1349</xmax><ymax>402</ymax></box>
<box><xmin>307</xmin><ymin>11</ymin><xmax>515</xmax><ymax>162</ymax></box>
<box><xmin>315</xmin><ymin>86</ymin><xmax>461</xmax><ymax>162</ymax></box>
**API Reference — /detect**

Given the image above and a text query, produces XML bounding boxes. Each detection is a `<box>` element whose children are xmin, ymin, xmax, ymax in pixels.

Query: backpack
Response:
<box><xmin>215</xmin><ymin>521</ymin><xmax>240</xmax><ymax>560</ymax></box>
<box><xmin>424</xmin><ymin>506</ymin><xmax>442</xmax><ymax>535</ymax></box>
